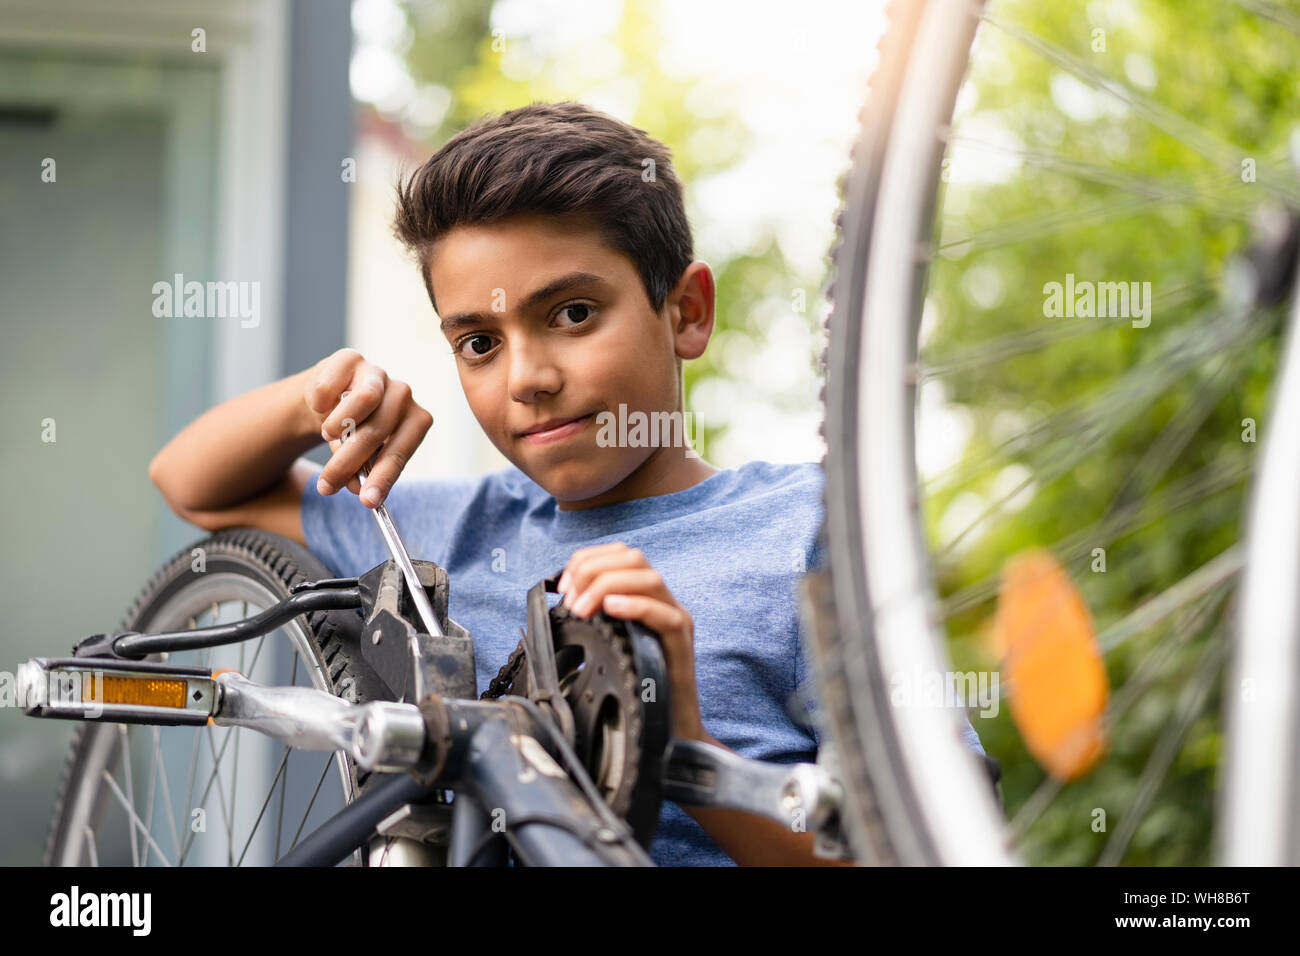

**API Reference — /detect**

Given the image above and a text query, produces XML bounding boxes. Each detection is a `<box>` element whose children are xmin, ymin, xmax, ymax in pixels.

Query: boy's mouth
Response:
<box><xmin>517</xmin><ymin>412</ymin><xmax>595</xmax><ymax>445</ymax></box>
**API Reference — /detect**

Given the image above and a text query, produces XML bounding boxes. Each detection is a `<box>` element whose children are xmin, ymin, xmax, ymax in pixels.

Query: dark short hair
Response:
<box><xmin>393</xmin><ymin>100</ymin><xmax>693</xmax><ymax>315</ymax></box>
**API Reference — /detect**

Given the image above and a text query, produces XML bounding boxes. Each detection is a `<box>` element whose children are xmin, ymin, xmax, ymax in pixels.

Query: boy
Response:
<box><xmin>150</xmin><ymin>100</ymin><xmax>981</xmax><ymax>866</ymax></box>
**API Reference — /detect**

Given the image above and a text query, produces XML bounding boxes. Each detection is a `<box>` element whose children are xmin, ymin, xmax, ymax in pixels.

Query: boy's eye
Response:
<box><xmin>455</xmin><ymin>334</ymin><xmax>495</xmax><ymax>359</ymax></box>
<box><xmin>453</xmin><ymin>304</ymin><xmax>595</xmax><ymax>361</ymax></box>
<box><xmin>555</xmin><ymin>303</ymin><xmax>594</xmax><ymax>326</ymax></box>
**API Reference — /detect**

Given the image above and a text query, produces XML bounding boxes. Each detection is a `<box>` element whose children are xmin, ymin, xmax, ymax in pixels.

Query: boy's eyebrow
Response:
<box><xmin>438</xmin><ymin>271</ymin><xmax>605</xmax><ymax>333</ymax></box>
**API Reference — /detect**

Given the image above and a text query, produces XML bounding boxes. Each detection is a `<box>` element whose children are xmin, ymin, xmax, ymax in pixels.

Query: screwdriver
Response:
<box><xmin>333</xmin><ymin>390</ymin><xmax>444</xmax><ymax>641</ymax></box>
<box><xmin>357</xmin><ymin>461</ymin><xmax>444</xmax><ymax>641</ymax></box>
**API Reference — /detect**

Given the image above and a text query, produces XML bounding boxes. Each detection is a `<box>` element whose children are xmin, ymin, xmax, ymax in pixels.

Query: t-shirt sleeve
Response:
<box><xmin>299</xmin><ymin>465</ymin><xmax>480</xmax><ymax>578</ymax></box>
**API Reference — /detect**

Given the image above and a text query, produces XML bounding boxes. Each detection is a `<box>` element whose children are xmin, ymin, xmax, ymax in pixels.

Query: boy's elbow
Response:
<box><xmin>164</xmin><ymin>499</ymin><xmax>229</xmax><ymax>533</ymax></box>
<box><xmin>148</xmin><ymin>450</ymin><xmax>180</xmax><ymax>500</ymax></box>
<box><xmin>150</xmin><ymin>455</ymin><xmax>204</xmax><ymax>525</ymax></box>
<box><xmin>148</xmin><ymin>453</ymin><xmax>176</xmax><ymax>506</ymax></box>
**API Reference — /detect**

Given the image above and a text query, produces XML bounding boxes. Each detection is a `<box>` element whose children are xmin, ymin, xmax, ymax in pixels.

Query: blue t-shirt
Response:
<box><xmin>300</xmin><ymin>459</ymin><xmax>984</xmax><ymax>865</ymax></box>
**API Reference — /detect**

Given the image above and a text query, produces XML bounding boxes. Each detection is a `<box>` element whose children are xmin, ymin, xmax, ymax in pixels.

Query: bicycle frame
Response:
<box><xmin>20</xmin><ymin>556</ymin><xmax>852</xmax><ymax>866</ymax></box>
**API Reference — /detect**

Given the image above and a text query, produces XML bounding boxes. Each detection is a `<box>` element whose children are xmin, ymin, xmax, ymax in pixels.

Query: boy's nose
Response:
<box><xmin>507</xmin><ymin>345</ymin><xmax>565</xmax><ymax>406</ymax></box>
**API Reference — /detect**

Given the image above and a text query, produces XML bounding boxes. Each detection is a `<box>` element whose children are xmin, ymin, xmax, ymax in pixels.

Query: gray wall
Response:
<box><xmin>284</xmin><ymin>0</ymin><xmax>353</xmax><ymax>468</ymax></box>
<box><xmin>0</xmin><ymin>0</ymin><xmax>352</xmax><ymax>864</ymax></box>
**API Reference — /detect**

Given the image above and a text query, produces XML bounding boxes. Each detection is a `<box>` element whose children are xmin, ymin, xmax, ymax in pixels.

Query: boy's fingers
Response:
<box><xmin>321</xmin><ymin>372</ymin><xmax>388</xmax><ymax>440</ymax></box>
<box><xmin>357</xmin><ymin>413</ymin><xmax>430</xmax><ymax>507</ymax></box>
<box><xmin>595</xmin><ymin>593</ymin><xmax>690</xmax><ymax>640</ymax></box>
<box><xmin>306</xmin><ymin>348</ymin><xmax>364</xmax><ymax>416</ymax></box>
<box><xmin>562</xmin><ymin>546</ymin><xmax>649</xmax><ymax>598</ymax></box>
<box><xmin>567</xmin><ymin>542</ymin><xmax>635</xmax><ymax>563</ymax></box>
<box><xmin>316</xmin><ymin>439</ymin><xmax>369</xmax><ymax>495</ymax></box>
<box><xmin>567</xmin><ymin>568</ymin><xmax>666</xmax><ymax>617</ymax></box>
<box><xmin>317</xmin><ymin>387</ymin><xmax>407</xmax><ymax>491</ymax></box>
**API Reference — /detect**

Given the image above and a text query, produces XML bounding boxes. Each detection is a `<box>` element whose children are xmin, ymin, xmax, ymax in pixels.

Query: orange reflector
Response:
<box><xmin>82</xmin><ymin>674</ymin><xmax>187</xmax><ymax>709</ymax></box>
<box><xmin>993</xmin><ymin>549</ymin><xmax>1109</xmax><ymax>781</ymax></box>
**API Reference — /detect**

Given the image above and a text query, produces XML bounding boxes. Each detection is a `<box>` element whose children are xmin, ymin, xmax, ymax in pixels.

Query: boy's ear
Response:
<box><xmin>667</xmin><ymin>262</ymin><xmax>715</xmax><ymax>361</ymax></box>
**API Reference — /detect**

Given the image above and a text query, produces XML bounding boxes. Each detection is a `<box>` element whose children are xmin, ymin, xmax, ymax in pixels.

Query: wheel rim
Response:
<box><xmin>817</xmin><ymin>0</ymin><xmax>1300</xmax><ymax>865</ymax></box>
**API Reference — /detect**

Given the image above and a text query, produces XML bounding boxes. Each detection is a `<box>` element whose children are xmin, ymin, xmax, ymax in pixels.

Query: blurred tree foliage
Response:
<box><xmin>927</xmin><ymin>0</ymin><xmax>1297</xmax><ymax>863</ymax></box>
<box><xmin>392</xmin><ymin>0</ymin><xmax>819</xmax><ymax>462</ymax></box>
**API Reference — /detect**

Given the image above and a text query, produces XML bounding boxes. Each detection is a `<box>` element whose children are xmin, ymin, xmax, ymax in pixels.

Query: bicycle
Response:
<box><xmin>19</xmin><ymin>0</ymin><xmax>1300</xmax><ymax>867</ymax></box>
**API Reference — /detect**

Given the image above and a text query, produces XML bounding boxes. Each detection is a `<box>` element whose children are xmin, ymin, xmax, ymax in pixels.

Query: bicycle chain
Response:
<box><xmin>481</xmin><ymin>607</ymin><xmax>637</xmax><ymax>702</ymax></box>
<box><xmin>477</xmin><ymin>606</ymin><xmax>646</xmax><ymax>821</ymax></box>
<box><xmin>480</xmin><ymin>636</ymin><xmax>528</xmax><ymax>701</ymax></box>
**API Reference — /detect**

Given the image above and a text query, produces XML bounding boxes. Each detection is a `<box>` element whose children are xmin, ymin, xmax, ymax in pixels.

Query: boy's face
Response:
<box><xmin>428</xmin><ymin>213</ymin><xmax>714</xmax><ymax>508</ymax></box>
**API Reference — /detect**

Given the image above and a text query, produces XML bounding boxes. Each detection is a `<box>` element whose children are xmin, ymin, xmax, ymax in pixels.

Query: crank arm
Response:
<box><xmin>212</xmin><ymin>671</ymin><xmax>424</xmax><ymax>767</ymax></box>
<box><xmin>661</xmin><ymin>738</ymin><xmax>844</xmax><ymax>832</ymax></box>
<box><xmin>17</xmin><ymin>656</ymin><xmax>426</xmax><ymax>772</ymax></box>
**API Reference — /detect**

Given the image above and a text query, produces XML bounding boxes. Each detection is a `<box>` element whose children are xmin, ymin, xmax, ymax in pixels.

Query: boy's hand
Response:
<box><xmin>303</xmin><ymin>348</ymin><xmax>434</xmax><ymax>508</ymax></box>
<box><xmin>557</xmin><ymin>542</ymin><xmax>707</xmax><ymax>743</ymax></box>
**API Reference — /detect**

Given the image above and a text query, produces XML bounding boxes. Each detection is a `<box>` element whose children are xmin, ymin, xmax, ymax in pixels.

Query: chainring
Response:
<box><xmin>483</xmin><ymin>603</ymin><xmax>661</xmax><ymax>847</ymax></box>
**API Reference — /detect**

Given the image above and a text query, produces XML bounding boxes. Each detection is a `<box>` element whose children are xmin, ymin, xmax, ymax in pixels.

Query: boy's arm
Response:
<box><xmin>163</xmin><ymin>457</ymin><xmax>319</xmax><ymax>548</ymax></box>
<box><xmin>149</xmin><ymin>348</ymin><xmax>433</xmax><ymax>547</ymax></box>
<box><xmin>149</xmin><ymin>368</ymin><xmax>323</xmax><ymax>516</ymax></box>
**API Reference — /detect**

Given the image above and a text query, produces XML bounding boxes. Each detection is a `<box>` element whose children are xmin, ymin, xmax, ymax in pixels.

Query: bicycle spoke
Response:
<box><xmin>917</xmin><ymin>277</ymin><xmax>1214</xmax><ymax>381</ymax></box>
<box><xmin>140</xmin><ymin>726</ymin><xmax>161</xmax><ymax>866</ymax></box>
<box><xmin>933</xmin><ymin>355</ymin><xmax>1227</xmax><ymax>563</ymax></box>
<box><xmin>923</xmin><ymin>302</ymin><xmax>1262</xmax><ymax>495</ymax></box>
<box><xmin>236</xmin><ymin>746</ymin><xmax>293</xmax><ymax>867</ymax></box>
<box><xmin>1006</xmin><ymin>580</ymin><xmax>1229</xmax><ymax>844</ymax></box>
<box><xmin>982</xmin><ymin>12</ymin><xmax>1300</xmax><ymax>204</ymax></box>
<box><xmin>940</xmin><ymin>133</ymin><xmax>1266</xmax><ymax>212</ymax></box>
<box><xmin>100</xmin><ymin>768</ymin><xmax>172</xmax><ymax>867</ymax></box>
<box><xmin>203</xmin><ymin>728</ymin><xmax>235</xmax><ymax>865</ymax></box>
<box><xmin>118</xmin><ymin>725</ymin><xmax>140</xmax><ymax>868</ymax></box>
<box><xmin>51</xmin><ymin>546</ymin><xmax>358</xmax><ymax>868</ymax></box>
<box><xmin>1101</xmin><ymin>354</ymin><xmax>1240</xmax><ymax>517</ymax></box>
<box><xmin>1096</xmin><ymin>640</ymin><xmax>1225</xmax><ymax>864</ymax></box>
<box><xmin>246</xmin><ymin>632</ymin><xmax>270</xmax><ymax>676</ymax></box>
<box><xmin>178</xmin><ymin>724</ymin><xmax>237</xmax><ymax>864</ymax></box>
<box><xmin>229</xmin><ymin>603</ymin><xmax>249</xmax><ymax>859</ymax></box>
<box><xmin>84</xmin><ymin>826</ymin><xmax>99</xmax><ymax>867</ymax></box>
<box><xmin>1232</xmin><ymin>0</ymin><xmax>1300</xmax><ymax>35</ymax></box>
<box><xmin>939</xmin><ymin>193</ymin><xmax>1174</xmax><ymax>258</ymax></box>
<box><xmin>1097</xmin><ymin>548</ymin><xmax>1241</xmax><ymax>654</ymax></box>
<box><xmin>941</xmin><ymin>458</ymin><xmax>1249</xmax><ymax>618</ymax></box>
<box><xmin>275</xmin><ymin>647</ymin><xmax>301</xmax><ymax>858</ymax></box>
<box><xmin>288</xmin><ymin>756</ymin><xmax>335</xmax><ymax>853</ymax></box>
<box><xmin>177</xmin><ymin>615</ymin><xmax>311</xmax><ymax>866</ymax></box>
<box><xmin>1006</xmin><ymin>775</ymin><xmax>1066</xmax><ymax>846</ymax></box>
<box><xmin>178</xmin><ymin>725</ymin><xmax>203</xmax><ymax>866</ymax></box>
<box><xmin>153</xmin><ymin>725</ymin><xmax>182</xmax><ymax>863</ymax></box>
<box><xmin>926</xmin><ymin>310</ymin><xmax>1266</xmax><ymax>575</ymax></box>
<box><xmin>1105</xmin><ymin>583</ymin><xmax>1230</xmax><ymax>728</ymax></box>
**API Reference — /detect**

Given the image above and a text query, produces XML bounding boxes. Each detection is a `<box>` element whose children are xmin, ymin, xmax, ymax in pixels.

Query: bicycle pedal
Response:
<box><xmin>17</xmin><ymin>656</ymin><xmax>216</xmax><ymax>726</ymax></box>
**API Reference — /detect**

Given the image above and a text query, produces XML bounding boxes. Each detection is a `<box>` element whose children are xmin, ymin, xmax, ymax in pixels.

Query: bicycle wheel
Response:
<box><xmin>806</xmin><ymin>0</ymin><xmax>1300</xmax><ymax>865</ymax></box>
<box><xmin>44</xmin><ymin>528</ymin><xmax>389</xmax><ymax>867</ymax></box>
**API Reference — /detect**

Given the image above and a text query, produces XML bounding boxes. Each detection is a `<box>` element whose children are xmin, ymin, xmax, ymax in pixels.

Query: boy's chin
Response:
<box><xmin>517</xmin><ymin>454</ymin><xmax>633</xmax><ymax>505</ymax></box>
